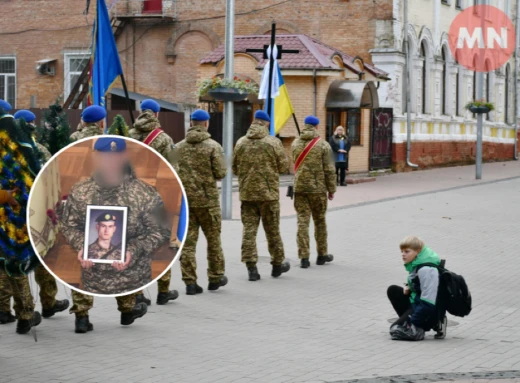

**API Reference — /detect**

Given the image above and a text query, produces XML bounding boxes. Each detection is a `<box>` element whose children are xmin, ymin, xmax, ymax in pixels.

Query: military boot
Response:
<box><xmin>316</xmin><ymin>254</ymin><xmax>334</xmax><ymax>265</ymax></box>
<box><xmin>135</xmin><ymin>293</ymin><xmax>152</xmax><ymax>306</ymax></box>
<box><xmin>0</xmin><ymin>311</ymin><xmax>16</xmax><ymax>324</ymax></box>
<box><xmin>42</xmin><ymin>299</ymin><xmax>70</xmax><ymax>318</ymax></box>
<box><xmin>75</xmin><ymin>315</ymin><xmax>94</xmax><ymax>334</ymax></box>
<box><xmin>248</xmin><ymin>267</ymin><xmax>261</xmax><ymax>281</ymax></box>
<box><xmin>157</xmin><ymin>290</ymin><xmax>179</xmax><ymax>305</ymax></box>
<box><xmin>186</xmin><ymin>284</ymin><xmax>203</xmax><ymax>295</ymax></box>
<box><xmin>300</xmin><ymin>258</ymin><xmax>310</xmax><ymax>269</ymax></box>
<box><xmin>120</xmin><ymin>302</ymin><xmax>148</xmax><ymax>326</ymax></box>
<box><xmin>272</xmin><ymin>261</ymin><xmax>291</xmax><ymax>277</ymax></box>
<box><xmin>16</xmin><ymin>312</ymin><xmax>42</xmax><ymax>334</ymax></box>
<box><xmin>208</xmin><ymin>276</ymin><xmax>228</xmax><ymax>291</ymax></box>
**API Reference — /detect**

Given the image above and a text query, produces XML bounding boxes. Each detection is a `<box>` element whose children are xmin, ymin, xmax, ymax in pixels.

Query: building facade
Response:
<box><xmin>371</xmin><ymin>0</ymin><xmax>519</xmax><ymax>170</ymax></box>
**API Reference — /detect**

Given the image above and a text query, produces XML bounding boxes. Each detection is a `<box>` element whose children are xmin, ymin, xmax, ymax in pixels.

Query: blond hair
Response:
<box><xmin>399</xmin><ymin>236</ymin><xmax>424</xmax><ymax>251</ymax></box>
<box><xmin>334</xmin><ymin>125</ymin><xmax>345</xmax><ymax>135</ymax></box>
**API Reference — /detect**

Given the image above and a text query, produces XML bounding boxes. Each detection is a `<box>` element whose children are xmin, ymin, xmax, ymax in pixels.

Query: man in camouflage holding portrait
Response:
<box><xmin>61</xmin><ymin>134</ymin><xmax>170</xmax><ymax>333</ymax></box>
<box><xmin>176</xmin><ymin>109</ymin><xmax>228</xmax><ymax>295</ymax></box>
<box><xmin>232</xmin><ymin>110</ymin><xmax>291</xmax><ymax>281</ymax></box>
<box><xmin>291</xmin><ymin>116</ymin><xmax>336</xmax><ymax>269</ymax></box>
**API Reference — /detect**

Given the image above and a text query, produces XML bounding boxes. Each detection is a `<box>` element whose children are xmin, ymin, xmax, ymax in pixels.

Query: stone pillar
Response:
<box><xmin>370</xmin><ymin>48</ymin><xmax>405</xmax><ymax>113</ymax></box>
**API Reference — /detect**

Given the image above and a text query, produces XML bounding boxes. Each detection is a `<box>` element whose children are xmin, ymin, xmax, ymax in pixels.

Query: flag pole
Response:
<box><xmin>292</xmin><ymin>113</ymin><xmax>301</xmax><ymax>136</ymax></box>
<box><xmin>120</xmin><ymin>73</ymin><xmax>135</xmax><ymax>126</ymax></box>
<box><xmin>267</xmin><ymin>23</ymin><xmax>276</xmax><ymax>135</ymax></box>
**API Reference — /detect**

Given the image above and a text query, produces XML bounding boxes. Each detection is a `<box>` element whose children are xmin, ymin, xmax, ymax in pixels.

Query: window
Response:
<box><xmin>420</xmin><ymin>42</ymin><xmax>427</xmax><ymax>114</ymax></box>
<box><xmin>456</xmin><ymin>68</ymin><xmax>460</xmax><ymax>116</ymax></box>
<box><xmin>505</xmin><ymin>64</ymin><xmax>511</xmax><ymax>124</ymax></box>
<box><xmin>455</xmin><ymin>0</ymin><xmax>462</xmax><ymax>9</ymax></box>
<box><xmin>0</xmin><ymin>58</ymin><xmax>16</xmax><ymax>107</ymax></box>
<box><xmin>441</xmin><ymin>0</ymin><xmax>450</xmax><ymax>5</ymax></box>
<box><xmin>347</xmin><ymin>109</ymin><xmax>361</xmax><ymax>146</ymax></box>
<box><xmin>485</xmin><ymin>61</ymin><xmax>491</xmax><ymax>120</ymax></box>
<box><xmin>441</xmin><ymin>47</ymin><xmax>447</xmax><ymax>115</ymax></box>
<box><xmin>64</xmin><ymin>52</ymin><xmax>90</xmax><ymax>107</ymax></box>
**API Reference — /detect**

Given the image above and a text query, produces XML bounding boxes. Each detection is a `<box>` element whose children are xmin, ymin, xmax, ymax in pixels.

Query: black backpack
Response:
<box><xmin>416</xmin><ymin>260</ymin><xmax>472</xmax><ymax>317</ymax></box>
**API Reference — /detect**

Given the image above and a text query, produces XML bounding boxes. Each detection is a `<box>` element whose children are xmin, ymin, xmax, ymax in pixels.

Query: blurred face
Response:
<box><xmin>401</xmin><ymin>248</ymin><xmax>419</xmax><ymax>264</ymax></box>
<box><xmin>92</xmin><ymin>152</ymin><xmax>129</xmax><ymax>184</ymax></box>
<box><xmin>96</xmin><ymin>221</ymin><xmax>116</xmax><ymax>241</ymax></box>
<box><xmin>336</xmin><ymin>127</ymin><xmax>344</xmax><ymax>136</ymax></box>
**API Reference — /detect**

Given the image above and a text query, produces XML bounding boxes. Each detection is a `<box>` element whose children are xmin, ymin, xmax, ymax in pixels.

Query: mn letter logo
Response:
<box><xmin>449</xmin><ymin>5</ymin><xmax>515</xmax><ymax>72</ymax></box>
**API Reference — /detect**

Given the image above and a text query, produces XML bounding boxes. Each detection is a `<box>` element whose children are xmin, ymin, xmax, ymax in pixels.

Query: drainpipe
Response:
<box><xmin>313</xmin><ymin>69</ymin><xmax>317</xmax><ymax>116</ymax></box>
<box><xmin>514</xmin><ymin>0</ymin><xmax>519</xmax><ymax>160</ymax></box>
<box><xmin>404</xmin><ymin>0</ymin><xmax>418</xmax><ymax>167</ymax></box>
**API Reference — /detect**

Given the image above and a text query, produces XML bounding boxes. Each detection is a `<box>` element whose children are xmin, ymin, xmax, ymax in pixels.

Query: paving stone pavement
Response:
<box><xmin>2</xmin><ymin>170</ymin><xmax>520</xmax><ymax>382</ymax></box>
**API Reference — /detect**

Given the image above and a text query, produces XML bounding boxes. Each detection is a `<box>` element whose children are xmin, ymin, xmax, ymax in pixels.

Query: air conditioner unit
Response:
<box><xmin>35</xmin><ymin>59</ymin><xmax>57</xmax><ymax>76</ymax></box>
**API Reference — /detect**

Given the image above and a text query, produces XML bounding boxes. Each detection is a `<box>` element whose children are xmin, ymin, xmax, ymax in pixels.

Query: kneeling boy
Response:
<box><xmin>387</xmin><ymin>236</ymin><xmax>447</xmax><ymax>341</ymax></box>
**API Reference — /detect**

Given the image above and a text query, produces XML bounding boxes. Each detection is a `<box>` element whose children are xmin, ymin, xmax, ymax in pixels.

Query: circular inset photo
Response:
<box><xmin>27</xmin><ymin>135</ymin><xmax>187</xmax><ymax>297</ymax></box>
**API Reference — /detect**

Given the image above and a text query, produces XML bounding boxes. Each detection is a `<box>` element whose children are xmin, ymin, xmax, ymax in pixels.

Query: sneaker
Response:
<box><xmin>208</xmin><ymin>276</ymin><xmax>228</xmax><ymax>291</ymax></box>
<box><xmin>316</xmin><ymin>254</ymin><xmax>334</xmax><ymax>265</ymax></box>
<box><xmin>42</xmin><ymin>299</ymin><xmax>70</xmax><ymax>318</ymax></box>
<box><xmin>156</xmin><ymin>290</ymin><xmax>179</xmax><ymax>305</ymax></box>
<box><xmin>300</xmin><ymin>258</ymin><xmax>310</xmax><ymax>269</ymax></box>
<box><xmin>434</xmin><ymin>316</ymin><xmax>448</xmax><ymax>339</ymax></box>
<box><xmin>120</xmin><ymin>302</ymin><xmax>148</xmax><ymax>326</ymax></box>
<box><xmin>248</xmin><ymin>267</ymin><xmax>261</xmax><ymax>281</ymax></box>
<box><xmin>186</xmin><ymin>284</ymin><xmax>204</xmax><ymax>295</ymax></box>
<box><xmin>0</xmin><ymin>311</ymin><xmax>16</xmax><ymax>324</ymax></box>
<box><xmin>272</xmin><ymin>261</ymin><xmax>291</xmax><ymax>278</ymax></box>
<box><xmin>75</xmin><ymin>316</ymin><xmax>94</xmax><ymax>334</ymax></box>
<box><xmin>16</xmin><ymin>312</ymin><xmax>42</xmax><ymax>334</ymax></box>
<box><xmin>135</xmin><ymin>294</ymin><xmax>152</xmax><ymax>306</ymax></box>
<box><xmin>389</xmin><ymin>322</ymin><xmax>425</xmax><ymax>341</ymax></box>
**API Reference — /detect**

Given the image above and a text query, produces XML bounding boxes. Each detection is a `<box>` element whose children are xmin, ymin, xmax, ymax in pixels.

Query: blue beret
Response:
<box><xmin>141</xmin><ymin>99</ymin><xmax>160</xmax><ymax>113</ymax></box>
<box><xmin>254</xmin><ymin>110</ymin><xmax>270</xmax><ymax>122</ymax></box>
<box><xmin>191</xmin><ymin>109</ymin><xmax>210</xmax><ymax>121</ymax></box>
<box><xmin>94</xmin><ymin>137</ymin><xmax>127</xmax><ymax>153</ymax></box>
<box><xmin>14</xmin><ymin>110</ymin><xmax>36</xmax><ymax>123</ymax></box>
<box><xmin>0</xmin><ymin>99</ymin><xmax>12</xmax><ymax>113</ymax></box>
<box><xmin>81</xmin><ymin>105</ymin><xmax>107</xmax><ymax>123</ymax></box>
<box><xmin>304</xmin><ymin>115</ymin><xmax>320</xmax><ymax>126</ymax></box>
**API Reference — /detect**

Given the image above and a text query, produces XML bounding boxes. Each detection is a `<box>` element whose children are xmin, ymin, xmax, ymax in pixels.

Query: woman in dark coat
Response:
<box><xmin>328</xmin><ymin>126</ymin><xmax>351</xmax><ymax>186</ymax></box>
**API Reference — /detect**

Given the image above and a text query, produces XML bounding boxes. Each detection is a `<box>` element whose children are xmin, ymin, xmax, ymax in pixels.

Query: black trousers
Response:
<box><xmin>335</xmin><ymin>162</ymin><xmax>347</xmax><ymax>185</ymax></box>
<box><xmin>387</xmin><ymin>285</ymin><xmax>413</xmax><ymax>326</ymax></box>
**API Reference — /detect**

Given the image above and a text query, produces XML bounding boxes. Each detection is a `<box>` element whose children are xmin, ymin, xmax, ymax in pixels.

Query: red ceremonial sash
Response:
<box><xmin>294</xmin><ymin>137</ymin><xmax>321</xmax><ymax>172</ymax></box>
<box><xmin>143</xmin><ymin>128</ymin><xmax>164</xmax><ymax>146</ymax></box>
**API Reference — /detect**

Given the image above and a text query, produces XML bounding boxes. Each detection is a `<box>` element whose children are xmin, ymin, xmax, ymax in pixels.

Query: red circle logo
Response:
<box><xmin>448</xmin><ymin>5</ymin><xmax>515</xmax><ymax>72</ymax></box>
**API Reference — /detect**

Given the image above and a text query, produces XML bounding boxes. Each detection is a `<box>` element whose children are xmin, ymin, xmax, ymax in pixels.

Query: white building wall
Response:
<box><xmin>371</xmin><ymin>0</ymin><xmax>518</xmax><ymax>147</ymax></box>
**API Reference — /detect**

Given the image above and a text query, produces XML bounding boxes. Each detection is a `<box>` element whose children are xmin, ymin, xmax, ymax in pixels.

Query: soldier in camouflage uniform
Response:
<box><xmin>0</xmin><ymin>108</ymin><xmax>69</xmax><ymax>328</ymax></box>
<box><xmin>70</xmin><ymin>106</ymin><xmax>105</xmax><ymax>142</ymax></box>
<box><xmin>127</xmin><ymin>99</ymin><xmax>179</xmax><ymax>306</ymax></box>
<box><xmin>291</xmin><ymin>116</ymin><xmax>336</xmax><ymax>268</ymax></box>
<box><xmin>62</xmin><ymin>137</ymin><xmax>170</xmax><ymax>333</ymax></box>
<box><xmin>232</xmin><ymin>110</ymin><xmax>291</xmax><ymax>281</ymax></box>
<box><xmin>129</xmin><ymin>99</ymin><xmax>176</xmax><ymax>165</ymax></box>
<box><xmin>176</xmin><ymin>109</ymin><xmax>228</xmax><ymax>295</ymax></box>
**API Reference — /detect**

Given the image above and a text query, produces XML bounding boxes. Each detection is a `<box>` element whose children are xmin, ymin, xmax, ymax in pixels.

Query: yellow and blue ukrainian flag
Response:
<box><xmin>88</xmin><ymin>0</ymin><xmax>124</xmax><ymax>107</ymax></box>
<box><xmin>265</xmin><ymin>66</ymin><xmax>295</xmax><ymax>136</ymax></box>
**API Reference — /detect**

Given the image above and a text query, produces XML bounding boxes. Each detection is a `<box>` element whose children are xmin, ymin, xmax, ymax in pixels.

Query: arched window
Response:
<box><xmin>505</xmin><ymin>64</ymin><xmax>511</xmax><ymax>124</ymax></box>
<box><xmin>455</xmin><ymin>51</ymin><xmax>461</xmax><ymax>116</ymax></box>
<box><xmin>441</xmin><ymin>47</ymin><xmax>448</xmax><ymax>115</ymax></box>
<box><xmin>485</xmin><ymin>60</ymin><xmax>491</xmax><ymax>121</ymax></box>
<box><xmin>402</xmin><ymin>40</ymin><xmax>410</xmax><ymax>113</ymax></box>
<box><xmin>420</xmin><ymin>41</ymin><xmax>427</xmax><ymax>114</ymax></box>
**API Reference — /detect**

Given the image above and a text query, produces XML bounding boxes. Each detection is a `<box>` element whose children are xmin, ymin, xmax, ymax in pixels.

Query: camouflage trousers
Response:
<box><xmin>180</xmin><ymin>206</ymin><xmax>225</xmax><ymax>285</ymax></box>
<box><xmin>70</xmin><ymin>291</ymin><xmax>136</xmax><ymax>317</ymax></box>
<box><xmin>0</xmin><ymin>266</ymin><xmax>57</xmax><ymax>314</ymax></box>
<box><xmin>157</xmin><ymin>269</ymin><xmax>171</xmax><ymax>293</ymax></box>
<box><xmin>0</xmin><ymin>269</ymin><xmax>35</xmax><ymax>320</ymax></box>
<box><xmin>240</xmin><ymin>200</ymin><xmax>285</xmax><ymax>266</ymax></box>
<box><xmin>294</xmin><ymin>193</ymin><xmax>328</xmax><ymax>259</ymax></box>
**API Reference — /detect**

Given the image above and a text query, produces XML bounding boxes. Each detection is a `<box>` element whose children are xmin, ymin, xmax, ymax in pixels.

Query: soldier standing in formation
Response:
<box><xmin>127</xmin><ymin>99</ymin><xmax>179</xmax><ymax>306</ymax></box>
<box><xmin>62</xmin><ymin>132</ymin><xmax>170</xmax><ymax>333</ymax></box>
<box><xmin>291</xmin><ymin>116</ymin><xmax>336</xmax><ymax>268</ymax></box>
<box><xmin>176</xmin><ymin>109</ymin><xmax>228</xmax><ymax>295</ymax></box>
<box><xmin>70</xmin><ymin>105</ymin><xmax>105</xmax><ymax>142</ymax></box>
<box><xmin>232</xmin><ymin>110</ymin><xmax>291</xmax><ymax>281</ymax></box>
<box><xmin>13</xmin><ymin>110</ymin><xmax>52</xmax><ymax>163</ymax></box>
<box><xmin>0</xmin><ymin>100</ymin><xmax>69</xmax><ymax>333</ymax></box>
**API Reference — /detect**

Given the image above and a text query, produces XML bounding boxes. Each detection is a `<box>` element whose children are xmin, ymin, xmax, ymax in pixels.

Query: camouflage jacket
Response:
<box><xmin>70</xmin><ymin>123</ymin><xmax>103</xmax><ymax>142</ymax></box>
<box><xmin>232</xmin><ymin>122</ymin><xmax>289</xmax><ymax>201</ymax></box>
<box><xmin>83</xmin><ymin>241</ymin><xmax>124</xmax><ymax>294</ymax></box>
<box><xmin>176</xmin><ymin>125</ymin><xmax>227</xmax><ymax>208</ymax></box>
<box><xmin>60</xmin><ymin>168</ymin><xmax>170</xmax><ymax>295</ymax></box>
<box><xmin>291</xmin><ymin>124</ymin><xmax>337</xmax><ymax>194</ymax></box>
<box><xmin>35</xmin><ymin>142</ymin><xmax>51</xmax><ymax>163</ymax></box>
<box><xmin>129</xmin><ymin>111</ymin><xmax>176</xmax><ymax>165</ymax></box>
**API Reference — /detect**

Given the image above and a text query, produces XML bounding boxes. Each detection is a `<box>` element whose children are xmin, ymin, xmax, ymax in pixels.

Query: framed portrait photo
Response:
<box><xmin>83</xmin><ymin>205</ymin><xmax>128</xmax><ymax>264</ymax></box>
